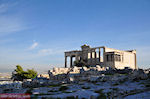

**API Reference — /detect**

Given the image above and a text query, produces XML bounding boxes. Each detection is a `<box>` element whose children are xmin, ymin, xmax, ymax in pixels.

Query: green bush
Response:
<box><xmin>59</xmin><ymin>86</ymin><xmax>68</xmax><ymax>91</ymax></box>
<box><xmin>81</xmin><ymin>86</ymin><xmax>90</xmax><ymax>89</ymax></box>
<box><xmin>25</xmin><ymin>88</ymin><xmax>33</xmax><ymax>94</ymax></box>
<box><xmin>12</xmin><ymin>65</ymin><xmax>37</xmax><ymax>81</ymax></box>
<box><xmin>74</xmin><ymin>59</ymin><xmax>87</xmax><ymax>67</ymax></box>
<box><xmin>94</xmin><ymin>89</ymin><xmax>106</xmax><ymax>99</ymax></box>
<box><xmin>66</xmin><ymin>96</ymin><xmax>77</xmax><ymax>99</ymax></box>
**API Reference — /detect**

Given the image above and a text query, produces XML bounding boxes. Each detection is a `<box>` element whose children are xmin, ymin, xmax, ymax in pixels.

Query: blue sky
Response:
<box><xmin>0</xmin><ymin>0</ymin><xmax>150</xmax><ymax>73</ymax></box>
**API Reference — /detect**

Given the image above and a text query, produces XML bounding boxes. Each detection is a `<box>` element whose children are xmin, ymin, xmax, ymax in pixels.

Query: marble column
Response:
<box><xmin>99</xmin><ymin>48</ymin><xmax>101</xmax><ymax>62</ymax></box>
<box><xmin>70</xmin><ymin>56</ymin><xmax>73</xmax><ymax>68</ymax></box>
<box><xmin>95</xmin><ymin>51</ymin><xmax>97</xmax><ymax>64</ymax></box>
<box><xmin>65</xmin><ymin>56</ymin><xmax>67</xmax><ymax>68</ymax></box>
<box><xmin>90</xmin><ymin>51</ymin><xmax>92</xmax><ymax>59</ymax></box>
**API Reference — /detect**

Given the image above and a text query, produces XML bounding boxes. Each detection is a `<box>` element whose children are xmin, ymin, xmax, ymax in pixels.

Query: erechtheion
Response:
<box><xmin>64</xmin><ymin>44</ymin><xmax>137</xmax><ymax>69</ymax></box>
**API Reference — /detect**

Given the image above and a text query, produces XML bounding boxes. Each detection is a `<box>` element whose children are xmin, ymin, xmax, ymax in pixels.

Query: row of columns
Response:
<box><xmin>89</xmin><ymin>48</ymin><xmax>101</xmax><ymax>61</ymax></box>
<box><xmin>65</xmin><ymin>55</ymin><xmax>78</xmax><ymax>68</ymax></box>
<box><xmin>65</xmin><ymin>48</ymin><xmax>105</xmax><ymax>68</ymax></box>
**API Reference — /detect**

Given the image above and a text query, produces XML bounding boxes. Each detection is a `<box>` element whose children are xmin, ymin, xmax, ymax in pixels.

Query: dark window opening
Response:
<box><xmin>106</xmin><ymin>55</ymin><xmax>109</xmax><ymax>61</ymax></box>
<box><xmin>114</xmin><ymin>54</ymin><xmax>121</xmax><ymax>62</ymax></box>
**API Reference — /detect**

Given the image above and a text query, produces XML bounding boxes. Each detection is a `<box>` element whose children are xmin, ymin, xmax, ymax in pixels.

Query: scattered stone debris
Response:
<box><xmin>1</xmin><ymin>66</ymin><xmax>150</xmax><ymax>99</ymax></box>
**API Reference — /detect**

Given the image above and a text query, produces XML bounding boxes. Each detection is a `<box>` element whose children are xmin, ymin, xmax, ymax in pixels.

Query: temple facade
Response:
<box><xmin>64</xmin><ymin>44</ymin><xmax>137</xmax><ymax>69</ymax></box>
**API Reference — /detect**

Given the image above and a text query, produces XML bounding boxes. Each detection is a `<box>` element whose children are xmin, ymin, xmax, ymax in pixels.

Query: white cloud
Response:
<box><xmin>29</xmin><ymin>42</ymin><xmax>38</xmax><ymax>50</ymax></box>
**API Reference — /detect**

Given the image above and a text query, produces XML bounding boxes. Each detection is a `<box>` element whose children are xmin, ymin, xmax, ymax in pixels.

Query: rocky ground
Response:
<box><xmin>1</xmin><ymin>67</ymin><xmax>150</xmax><ymax>99</ymax></box>
<box><xmin>28</xmin><ymin>76</ymin><xmax>150</xmax><ymax>99</ymax></box>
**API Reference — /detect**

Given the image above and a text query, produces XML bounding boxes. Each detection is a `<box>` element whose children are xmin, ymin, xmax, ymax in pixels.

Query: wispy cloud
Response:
<box><xmin>0</xmin><ymin>2</ymin><xmax>28</xmax><ymax>37</ymax></box>
<box><xmin>0</xmin><ymin>38</ymin><xmax>13</xmax><ymax>44</ymax></box>
<box><xmin>0</xmin><ymin>3</ymin><xmax>9</xmax><ymax>14</ymax></box>
<box><xmin>37</xmin><ymin>48</ymin><xmax>65</xmax><ymax>56</ymax></box>
<box><xmin>29</xmin><ymin>42</ymin><xmax>38</xmax><ymax>50</ymax></box>
<box><xmin>38</xmin><ymin>49</ymin><xmax>53</xmax><ymax>55</ymax></box>
<box><xmin>0</xmin><ymin>16</ymin><xmax>27</xmax><ymax>36</ymax></box>
<box><xmin>0</xmin><ymin>1</ymin><xmax>18</xmax><ymax>14</ymax></box>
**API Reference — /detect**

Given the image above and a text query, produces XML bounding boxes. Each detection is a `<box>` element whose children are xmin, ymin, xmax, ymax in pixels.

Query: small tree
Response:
<box><xmin>66</xmin><ymin>59</ymin><xmax>88</xmax><ymax>81</ymax></box>
<box><xmin>74</xmin><ymin>59</ymin><xmax>87</xmax><ymax>67</ymax></box>
<box><xmin>15</xmin><ymin>65</ymin><xmax>24</xmax><ymax>74</ymax></box>
<box><xmin>12</xmin><ymin>65</ymin><xmax>37</xmax><ymax>81</ymax></box>
<box><xmin>11</xmin><ymin>65</ymin><xmax>24</xmax><ymax>81</ymax></box>
<box><xmin>23</xmin><ymin>69</ymin><xmax>37</xmax><ymax>79</ymax></box>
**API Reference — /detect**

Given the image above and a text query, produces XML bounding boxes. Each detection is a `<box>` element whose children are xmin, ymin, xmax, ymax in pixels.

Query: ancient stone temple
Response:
<box><xmin>64</xmin><ymin>44</ymin><xmax>137</xmax><ymax>69</ymax></box>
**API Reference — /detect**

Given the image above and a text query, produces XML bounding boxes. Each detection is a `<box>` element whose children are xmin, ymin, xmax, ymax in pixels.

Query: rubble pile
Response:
<box><xmin>48</xmin><ymin>66</ymin><xmax>150</xmax><ymax>83</ymax></box>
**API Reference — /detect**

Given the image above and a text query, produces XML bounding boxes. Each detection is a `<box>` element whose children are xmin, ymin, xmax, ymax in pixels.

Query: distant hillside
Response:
<box><xmin>0</xmin><ymin>73</ymin><xmax>11</xmax><ymax>78</ymax></box>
